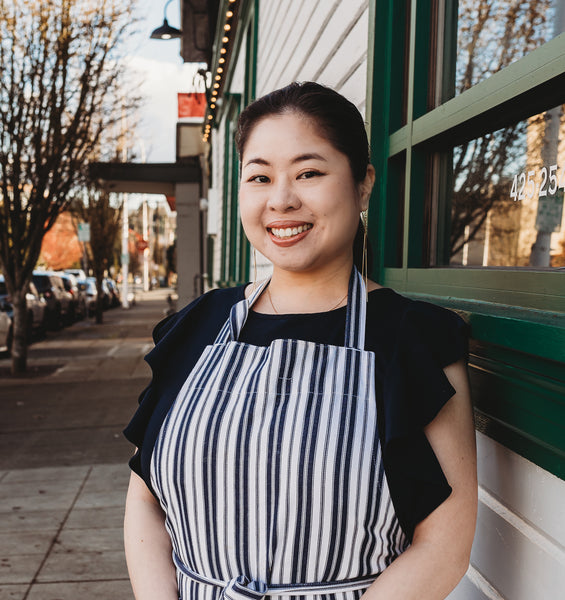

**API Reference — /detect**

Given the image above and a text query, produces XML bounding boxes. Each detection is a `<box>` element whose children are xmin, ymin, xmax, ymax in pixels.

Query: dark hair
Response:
<box><xmin>236</xmin><ymin>81</ymin><xmax>373</xmax><ymax>272</ymax></box>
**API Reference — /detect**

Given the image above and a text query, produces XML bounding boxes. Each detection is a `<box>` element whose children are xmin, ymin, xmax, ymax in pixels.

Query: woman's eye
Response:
<box><xmin>298</xmin><ymin>170</ymin><xmax>322</xmax><ymax>179</ymax></box>
<box><xmin>248</xmin><ymin>175</ymin><xmax>270</xmax><ymax>183</ymax></box>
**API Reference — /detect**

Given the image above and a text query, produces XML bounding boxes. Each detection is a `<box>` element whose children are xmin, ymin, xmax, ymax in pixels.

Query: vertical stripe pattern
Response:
<box><xmin>151</xmin><ymin>269</ymin><xmax>408</xmax><ymax>600</ymax></box>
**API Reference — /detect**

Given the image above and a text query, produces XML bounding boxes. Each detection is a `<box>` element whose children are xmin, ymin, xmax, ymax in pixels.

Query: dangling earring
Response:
<box><xmin>361</xmin><ymin>209</ymin><xmax>368</xmax><ymax>301</ymax></box>
<box><xmin>252</xmin><ymin>246</ymin><xmax>258</xmax><ymax>289</ymax></box>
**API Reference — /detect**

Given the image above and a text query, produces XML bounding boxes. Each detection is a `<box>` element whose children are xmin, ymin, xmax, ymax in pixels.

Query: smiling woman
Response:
<box><xmin>123</xmin><ymin>82</ymin><xmax>477</xmax><ymax>600</ymax></box>
<box><xmin>238</xmin><ymin>111</ymin><xmax>372</xmax><ymax>302</ymax></box>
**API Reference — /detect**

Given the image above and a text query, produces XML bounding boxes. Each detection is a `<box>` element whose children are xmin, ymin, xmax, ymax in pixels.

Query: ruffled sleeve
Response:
<box><xmin>123</xmin><ymin>305</ymin><xmax>194</xmax><ymax>482</ymax></box>
<box><xmin>123</xmin><ymin>286</ymin><xmax>245</xmax><ymax>491</ymax></box>
<box><xmin>378</xmin><ymin>297</ymin><xmax>469</xmax><ymax>541</ymax></box>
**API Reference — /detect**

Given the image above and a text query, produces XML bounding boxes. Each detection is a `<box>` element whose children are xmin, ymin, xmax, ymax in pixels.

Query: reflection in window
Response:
<box><xmin>455</xmin><ymin>0</ymin><xmax>557</xmax><ymax>95</ymax></box>
<box><xmin>449</xmin><ymin>104</ymin><xmax>565</xmax><ymax>268</ymax></box>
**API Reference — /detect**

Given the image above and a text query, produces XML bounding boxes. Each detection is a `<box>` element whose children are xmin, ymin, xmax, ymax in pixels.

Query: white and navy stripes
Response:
<box><xmin>151</xmin><ymin>268</ymin><xmax>408</xmax><ymax>600</ymax></box>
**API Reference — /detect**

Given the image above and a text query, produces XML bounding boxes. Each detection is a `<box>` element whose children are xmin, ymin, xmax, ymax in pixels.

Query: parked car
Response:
<box><xmin>32</xmin><ymin>271</ymin><xmax>72</xmax><ymax>329</ymax></box>
<box><xmin>0</xmin><ymin>275</ymin><xmax>46</xmax><ymax>340</ymax></box>
<box><xmin>87</xmin><ymin>277</ymin><xmax>112</xmax><ymax>311</ymax></box>
<box><xmin>83</xmin><ymin>278</ymin><xmax>98</xmax><ymax>316</ymax></box>
<box><xmin>58</xmin><ymin>272</ymin><xmax>86</xmax><ymax>320</ymax></box>
<box><xmin>65</xmin><ymin>268</ymin><xmax>87</xmax><ymax>281</ymax></box>
<box><xmin>0</xmin><ymin>306</ymin><xmax>12</xmax><ymax>354</ymax></box>
<box><xmin>105</xmin><ymin>278</ymin><xmax>121</xmax><ymax>308</ymax></box>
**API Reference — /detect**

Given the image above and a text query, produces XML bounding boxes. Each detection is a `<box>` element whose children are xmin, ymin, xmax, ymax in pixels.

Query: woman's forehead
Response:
<box><xmin>242</xmin><ymin>112</ymin><xmax>330</xmax><ymax>156</ymax></box>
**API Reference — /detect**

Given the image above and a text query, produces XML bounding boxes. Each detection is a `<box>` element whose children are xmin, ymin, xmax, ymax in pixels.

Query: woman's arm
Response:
<box><xmin>362</xmin><ymin>359</ymin><xmax>478</xmax><ymax>600</ymax></box>
<box><xmin>124</xmin><ymin>471</ymin><xmax>178</xmax><ymax>600</ymax></box>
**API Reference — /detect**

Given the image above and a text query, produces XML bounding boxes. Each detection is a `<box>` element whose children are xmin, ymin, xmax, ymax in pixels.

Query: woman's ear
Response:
<box><xmin>358</xmin><ymin>164</ymin><xmax>376</xmax><ymax>211</ymax></box>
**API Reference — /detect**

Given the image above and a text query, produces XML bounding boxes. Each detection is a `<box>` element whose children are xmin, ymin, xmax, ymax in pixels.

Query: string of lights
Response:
<box><xmin>203</xmin><ymin>0</ymin><xmax>238</xmax><ymax>142</ymax></box>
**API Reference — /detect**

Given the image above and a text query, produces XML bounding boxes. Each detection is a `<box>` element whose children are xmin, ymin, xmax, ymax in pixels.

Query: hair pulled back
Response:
<box><xmin>236</xmin><ymin>81</ymin><xmax>372</xmax><ymax>273</ymax></box>
<box><xmin>236</xmin><ymin>81</ymin><xmax>370</xmax><ymax>183</ymax></box>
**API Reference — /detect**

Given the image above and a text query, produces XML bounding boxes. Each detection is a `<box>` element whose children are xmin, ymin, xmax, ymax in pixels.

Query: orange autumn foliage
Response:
<box><xmin>40</xmin><ymin>212</ymin><xmax>84</xmax><ymax>270</ymax></box>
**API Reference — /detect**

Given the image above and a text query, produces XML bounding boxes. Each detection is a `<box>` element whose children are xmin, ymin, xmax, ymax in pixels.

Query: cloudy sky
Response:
<box><xmin>125</xmin><ymin>0</ymin><xmax>205</xmax><ymax>164</ymax></box>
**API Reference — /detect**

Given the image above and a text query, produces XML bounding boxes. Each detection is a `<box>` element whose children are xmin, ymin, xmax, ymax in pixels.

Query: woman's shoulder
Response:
<box><xmin>368</xmin><ymin>285</ymin><xmax>465</xmax><ymax>328</ymax></box>
<box><xmin>366</xmin><ymin>286</ymin><xmax>468</xmax><ymax>366</ymax></box>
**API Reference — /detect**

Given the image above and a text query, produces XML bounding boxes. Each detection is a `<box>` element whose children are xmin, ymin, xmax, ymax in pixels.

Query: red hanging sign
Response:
<box><xmin>177</xmin><ymin>92</ymin><xmax>206</xmax><ymax>119</ymax></box>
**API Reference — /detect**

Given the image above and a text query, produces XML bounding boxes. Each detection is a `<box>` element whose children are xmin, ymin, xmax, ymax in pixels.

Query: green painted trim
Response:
<box><xmin>407</xmin><ymin>148</ymin><xmax>427</xmax><ymax>267</ymax></box>
<box><xmin>441</xmin><ymin>0</ymin><xmax>458</xmax><ymax>104</ymax></box>
<box><xmin>229</xmin><ymin>123</ymin><xmax>239</xmax><ymax>281</ymax></box>
<box><xmin>383</xmin><ymin>153</ymin><xmax>405</xmax><ymax>268</ymax></box>
<box><xmin>386</xmin><ymin>31</ymin><xmax>565</xmax><ymax>155</ymax></box>
<box><xmin>401</xmin><ymin>0</ymin><xmax>418</xmax><ymax>269</ymax></box>
<box><xmin>433</xmin><ymin>151</ymin><xmax>454</xmax><ymax>267</ymax></box>
<box><xmin>383</xmin><ymin>268</ymin><xmax>565</xmax><ymax>312</ymax></box>
<box><xmin>412</xmin><ymin>0</ymin><xmax>432</xmax><ymax>119</ymax></box>
<box><xmin>401</xmin><ymin>292</ymin><xmax>565</xmax><ymax>480</ymax></box>
<box><xmin>387</xmin><ymin>0</ymin><xmax>409</xmax><ymax>131</ymax></box>
<box><xmin>220</xmin><ymin>117</ymin><xmax>231</xmax><ymax>282</ymax></box>
<box><xmin>412</xmin><ymin>32</ymin><xmax>565</xmax><ymax>148</ymax></box>
<box><xmin>471</xmin><ymin>354</ymin><xmax>565</xmax><ymax>481</ymax></box>
<box><xmin>217</xmin><ymin>95</ymin><xmax>242</xmax><ymax>287</ymax></box>
<box><xmin>389</xmin><ymin>125</ymin><xmax>409</xmax><ymax>156</ymax></box>
<box><xmin>406</xmin><ymin>293</ymin><xmax>565</xmax><ymax>362</ymax></box>
<box><xmin>206</xmin><ymin>234</ymin><xmax>215</xmax><ymax>288</ymax></box>
<box><xmin>366</xmin><ymin>0</ymin><xmax>404</xmax><ymax>282</ymax></box>
<box><xmin>367</xmin><ymin>0</ymin><xmax>565</xmax><ymax>483</ymax></box>
<box><xmin>244</xmin><ymin>0</ymin><xmax>258</xmax><ymax>104</ymax></box>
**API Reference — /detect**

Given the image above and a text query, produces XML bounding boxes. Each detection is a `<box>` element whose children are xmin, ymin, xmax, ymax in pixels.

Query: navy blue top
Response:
<box><xmin>124</xmin><ymin>285</ymin><xmax>468</xmax><ymax>541</ymax></box>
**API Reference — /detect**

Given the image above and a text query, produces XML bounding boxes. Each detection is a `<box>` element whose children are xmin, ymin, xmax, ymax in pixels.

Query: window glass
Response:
<box><xmin>448</xmin><ymin>104</ymin><xmax>565</xmax><ymax>268</ymax></box>
<box><xmin>455</xmin><ymin>0</ymin><xmax>559</xmax><ymax>96</ymax></box>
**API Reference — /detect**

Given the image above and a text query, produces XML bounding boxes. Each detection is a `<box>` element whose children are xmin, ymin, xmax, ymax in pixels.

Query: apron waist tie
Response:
<box><xmin>173</xmin><ymin>552</ymin><xmax>378</xmax><ymax>599</ymax></box>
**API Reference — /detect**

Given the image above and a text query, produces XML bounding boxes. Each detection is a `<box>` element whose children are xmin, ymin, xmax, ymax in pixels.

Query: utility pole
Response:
<box><xmin>120</xmin><ymin>103</ymin><xmax>129</xmax><ymax>308</ymax></box>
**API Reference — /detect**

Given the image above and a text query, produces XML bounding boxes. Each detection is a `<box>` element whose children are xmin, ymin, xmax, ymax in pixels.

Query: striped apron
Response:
<box><xmin>151</xmin><ymin>268</ymin><xmax>408</xmax><ymax>600</ymax></box>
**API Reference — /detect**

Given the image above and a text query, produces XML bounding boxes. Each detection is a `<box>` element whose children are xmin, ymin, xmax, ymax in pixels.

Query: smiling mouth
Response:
<box><xmin>268</xmin><ymin>223</ymin><xmax>313</xmax><ymax>239</ymax></box>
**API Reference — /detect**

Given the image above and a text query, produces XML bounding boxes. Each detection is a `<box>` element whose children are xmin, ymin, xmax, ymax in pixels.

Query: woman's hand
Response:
<box><xmin>124</xmin><ymin>471</ymin><xmax>179</xmax><ymax>600</ymax></box>
<box><xmin>362</xmin><ymin>359</ymin><xmax>477</xmax><ymax>599</ymax></box>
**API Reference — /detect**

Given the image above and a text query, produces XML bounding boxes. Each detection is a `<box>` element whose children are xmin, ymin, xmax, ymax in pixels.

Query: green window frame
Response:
<box><xmin>367</xmin><ymin>0</ymin><xmax>565</xmax><ymax>479</ymax></box>
<box><xmin>215</xmin><ymin>0</ymin><xmax>259</xmax><ymax>286</ymax></box>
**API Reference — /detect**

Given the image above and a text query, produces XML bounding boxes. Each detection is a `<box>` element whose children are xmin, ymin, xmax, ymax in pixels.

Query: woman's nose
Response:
<box><xmin>267</xmin><ymin>179</ymin><xmax>301</xmax><ymax>211</ymax></box>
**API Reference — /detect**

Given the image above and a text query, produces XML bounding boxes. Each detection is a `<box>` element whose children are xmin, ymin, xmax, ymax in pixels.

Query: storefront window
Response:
<box><xmin>454</xmin><ymin>0</ymin><xmax>559</xmax><ymax>96</ymax></box>
<box><xmin>448</xmin><ymin>104</ymin><xmax>565</xmax><ymax>268</ymax></box>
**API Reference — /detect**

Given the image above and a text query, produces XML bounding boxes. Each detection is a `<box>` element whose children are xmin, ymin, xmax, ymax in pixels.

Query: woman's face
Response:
<box><xmin>239</xmin><ymin>111</ymin><xmax>373</xmax><ymax>276</ymax></box>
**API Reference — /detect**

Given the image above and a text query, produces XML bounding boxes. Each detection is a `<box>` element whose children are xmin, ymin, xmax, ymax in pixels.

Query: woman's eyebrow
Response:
<box><xmin>244</xmin><ymin>153</ymin><xmax>327</xmax><ymax>168</ymax></box>
<box><xmin>244</xmin><ymin>157</ymin><xmax>270</xmax><ymax>168</ymax></box>
<box><xmin>291</xmin><ymin>153</ymin><xmax>327</xmax><ymax>164</ymax></box>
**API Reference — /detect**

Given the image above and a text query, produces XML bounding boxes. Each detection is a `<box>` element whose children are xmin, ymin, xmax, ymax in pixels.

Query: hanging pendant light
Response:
<box><xmin>150</xmin><ymin>0</ymin><xmax>182</xmax><ymax>40</ymax></box>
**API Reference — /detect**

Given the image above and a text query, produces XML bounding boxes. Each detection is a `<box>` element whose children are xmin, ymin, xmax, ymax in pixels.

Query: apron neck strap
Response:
<box><xmin>215</xmin><ymin>269</ymin><xmax>366</xmax><ymax>350</ymax></box>
<box><xmin>344</xmin><ymin>267</ymin><xmax>366</xmax><ymax>350</ymax></box>
<box><xmin>213</xmin><ymin>279</ymin><xmax>271</xmax><ymax>345</ymax></box>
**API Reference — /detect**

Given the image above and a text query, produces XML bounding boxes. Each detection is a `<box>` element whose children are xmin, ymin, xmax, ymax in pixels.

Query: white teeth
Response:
<box><xmin>270</xmin><ymin>224</ymin><xmax>312</xmax><ymax>239</ymax></box>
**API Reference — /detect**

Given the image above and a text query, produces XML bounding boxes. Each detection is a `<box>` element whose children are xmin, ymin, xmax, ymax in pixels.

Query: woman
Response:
<box><xmin>124</xmin><ymin>82</ymin><xmax>477</xmax><ymax>600</ymax></box>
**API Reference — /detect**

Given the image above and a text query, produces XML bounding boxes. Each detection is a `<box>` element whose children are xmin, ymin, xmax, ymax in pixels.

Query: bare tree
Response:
<box><xmin>72</xmin><ymin>189</ymin><xmax>121</xmax><ymax>324</ymax></box>
<box><xmin>0</xmin><ymin>0</ymin><xmax>138</xmax><ymax>373</ymax></box>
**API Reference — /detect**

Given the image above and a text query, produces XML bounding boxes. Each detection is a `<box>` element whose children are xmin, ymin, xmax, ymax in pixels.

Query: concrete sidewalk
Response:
<box><xmin>0</xmin><ymin>289</ymin><xmax>174</xmax><ymax>600</ymax></box>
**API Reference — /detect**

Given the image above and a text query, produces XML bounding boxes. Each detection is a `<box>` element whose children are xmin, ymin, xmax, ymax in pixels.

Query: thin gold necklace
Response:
<box><xmin>266</xmin><ymin>287</ymin><xmax>348</xmax><ymax>314</ymax></box>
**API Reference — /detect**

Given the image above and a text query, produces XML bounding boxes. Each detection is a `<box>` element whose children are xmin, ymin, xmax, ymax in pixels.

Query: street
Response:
<box><xmin>0</xmin><ymin>288</ymin><xmax>171</xmax><ymax>599</ymax></box>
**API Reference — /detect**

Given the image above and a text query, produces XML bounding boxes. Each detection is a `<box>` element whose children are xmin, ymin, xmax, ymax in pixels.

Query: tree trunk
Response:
<box><xmin>11</xmin><ymin>291</ymin><xmax>28</xmax><ymax>375</ymax></box>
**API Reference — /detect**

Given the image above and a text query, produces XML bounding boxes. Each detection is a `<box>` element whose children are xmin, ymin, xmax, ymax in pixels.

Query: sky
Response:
<box><xmin>124</xmin><ymin>0</ymin><xmax>205</xmax><ymax>164</ymax></box>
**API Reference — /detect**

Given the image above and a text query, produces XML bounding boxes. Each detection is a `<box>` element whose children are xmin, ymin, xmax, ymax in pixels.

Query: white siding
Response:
<box><xmin>257</xmin><ymin>0</ymin><xmax>369</xmax><ymax>112</ymax></box>
<box><xmin>448</xmin><ymin>432</ymin><xmax>565</xmax><ymax>600</ymax></box>
<box><xmin>210</xmin><ymin>122</ymin><xmax>225</xmax><ymax>286</ymax></box>
<box><xmin>229</xmin><ymin>28</ymin><xmax>247</xmax><ymax>96</ymax></box>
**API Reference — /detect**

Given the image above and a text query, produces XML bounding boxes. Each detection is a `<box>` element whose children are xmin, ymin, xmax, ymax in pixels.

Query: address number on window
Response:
<box><xmin>510</xmin><ymin>165</ymin><xmax>565</xmax><ymax>201</ymax></box>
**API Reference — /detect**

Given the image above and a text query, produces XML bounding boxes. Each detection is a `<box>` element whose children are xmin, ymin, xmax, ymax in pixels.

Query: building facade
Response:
<box><xmin>195</xmin><ymin>1</ymin><xmax>565</xmax><ymax>598</ymax></box>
